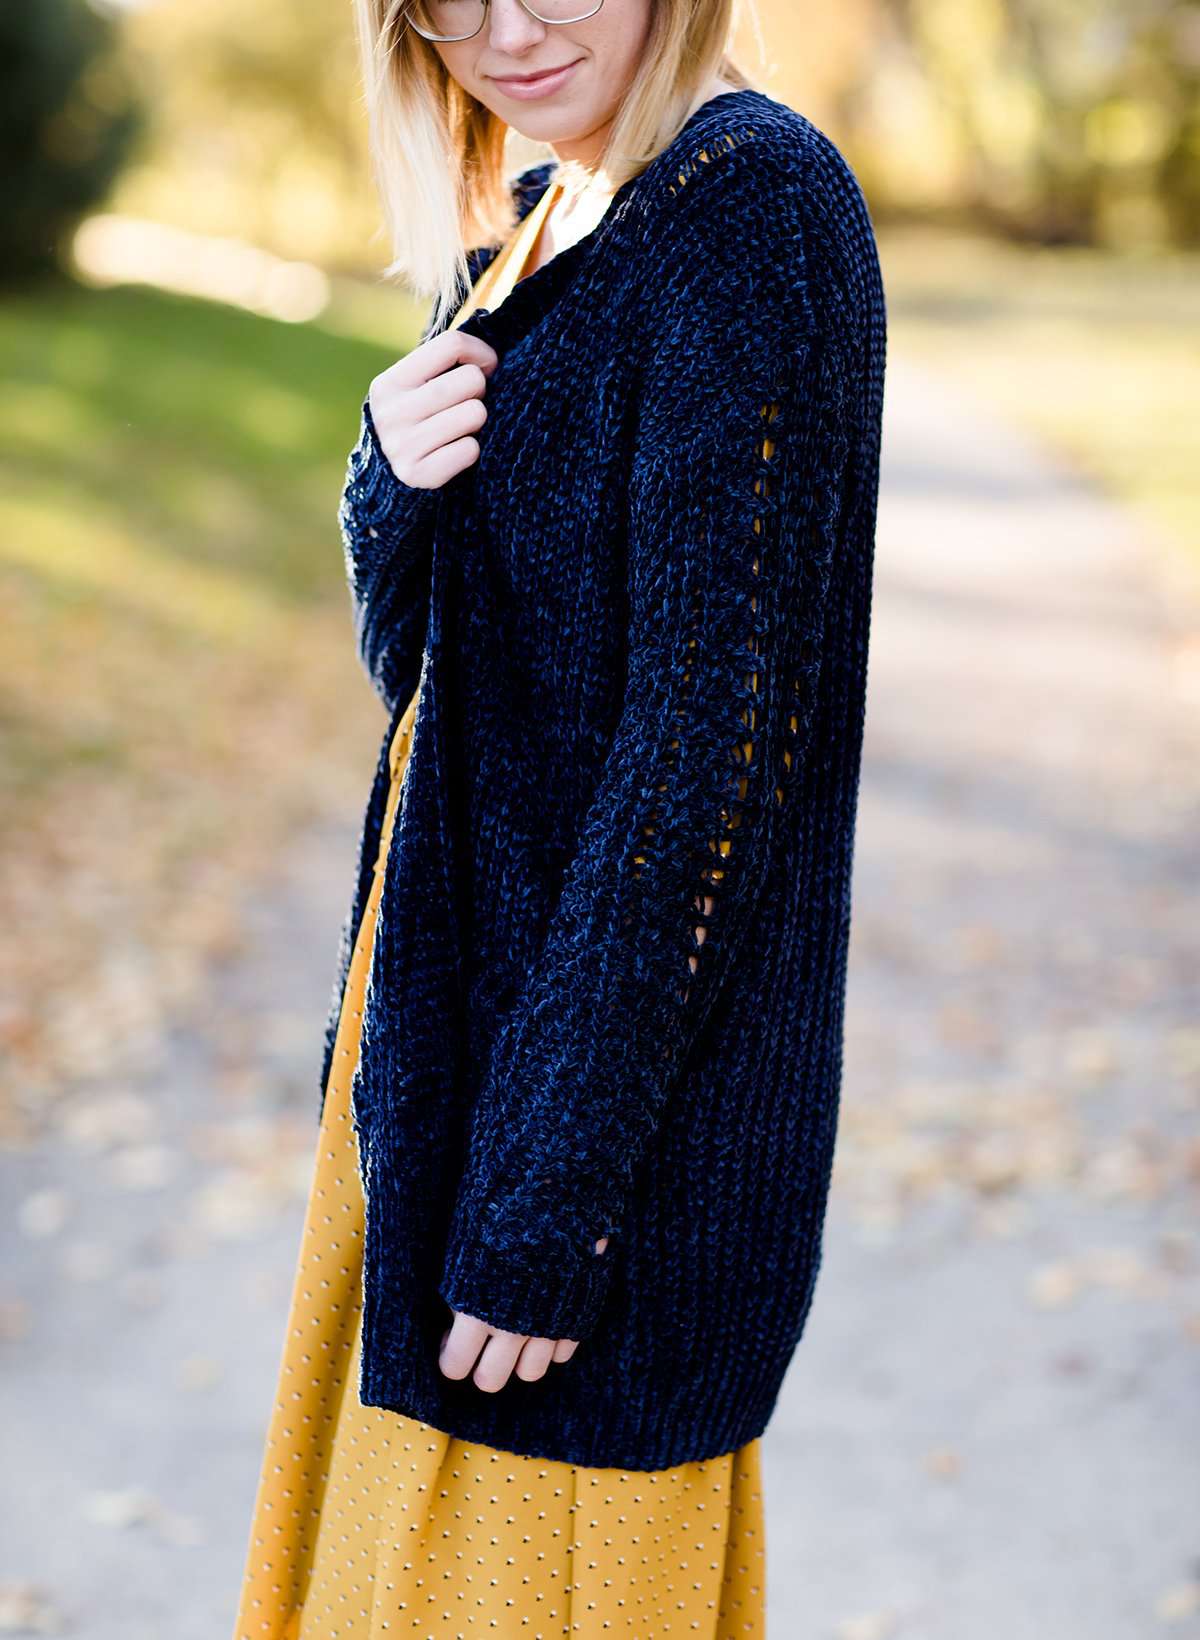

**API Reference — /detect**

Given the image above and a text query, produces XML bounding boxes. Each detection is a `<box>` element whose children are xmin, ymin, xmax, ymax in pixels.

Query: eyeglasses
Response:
<box><xmin>405</xmin><ymin>0</ymin><xmax>604</xmax><ymax>43</ymax></box>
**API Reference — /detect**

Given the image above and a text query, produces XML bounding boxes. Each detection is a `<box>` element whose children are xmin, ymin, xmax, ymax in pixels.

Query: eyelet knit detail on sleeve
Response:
<box><xmin>437</xmin><ymin>131</ymin><xmax>855</xmax><ymax>1345</ymax></box>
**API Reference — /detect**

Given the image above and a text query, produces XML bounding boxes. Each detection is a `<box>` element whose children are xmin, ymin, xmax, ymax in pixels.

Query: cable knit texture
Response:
<box><xmin>323</xmin><ymin>88</ymin><xmax>887</xmax><ymax>1469</ymax></box>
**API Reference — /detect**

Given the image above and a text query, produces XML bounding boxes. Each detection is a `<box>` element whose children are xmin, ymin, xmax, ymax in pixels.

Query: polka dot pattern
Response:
<box><xmin>232</xmin><ymin>414</ymin><xmax>765</xmax><ymax>1640</ymax></box>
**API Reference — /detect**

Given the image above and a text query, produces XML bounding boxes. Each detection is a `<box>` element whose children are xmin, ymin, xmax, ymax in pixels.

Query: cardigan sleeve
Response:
<box><xmin>337</xmin><ymin>394</ymin><xmax>439</xmax><ymax>716</ymax></box>
<box><xmin>437</xmin><ymin>142</ymin><xmax>855</xmax><ymax>1343</ymax></box>
<box><xmin>338</xmin><ymin>163</ymin><xmax>558</xmax><ymax>714</ymax></box>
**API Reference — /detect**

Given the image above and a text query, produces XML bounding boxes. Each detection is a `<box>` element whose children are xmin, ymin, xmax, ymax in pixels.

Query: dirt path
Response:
<box><xmin>766</xmin><ymin>354</ymin><xmax>1200</xmax><ymax>1638</ymax></box>
<box><xmin>2</xmin><ymin>353</ymin><xmax>1197</xmax><ymax>1639</ymax></box>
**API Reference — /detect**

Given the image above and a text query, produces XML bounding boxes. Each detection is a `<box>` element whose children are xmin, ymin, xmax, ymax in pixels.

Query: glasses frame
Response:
<box><xmin>405</xmin><ymin>0</ymin><xmax>604</xmax><ymax>42</ymax></box>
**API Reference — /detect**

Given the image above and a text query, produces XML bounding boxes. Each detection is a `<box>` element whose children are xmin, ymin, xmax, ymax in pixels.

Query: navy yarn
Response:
<box><xmin>322</xmin><ymin>87</ymin><xmax>887</xmax><ymax>1470</ymax></box>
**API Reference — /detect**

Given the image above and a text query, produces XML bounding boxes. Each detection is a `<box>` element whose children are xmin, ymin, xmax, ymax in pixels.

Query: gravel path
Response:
<box><xmin>2</xmin><ymin>352</ymin><xmax>1197</xmax><ymax>1639</ymax></box>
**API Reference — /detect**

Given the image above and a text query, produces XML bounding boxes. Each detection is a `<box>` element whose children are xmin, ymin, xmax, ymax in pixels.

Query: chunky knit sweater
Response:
<box><xmin>322</xmin><ymin>87</ymin><xmax>887</xmax><ymax>1470</ymax></box>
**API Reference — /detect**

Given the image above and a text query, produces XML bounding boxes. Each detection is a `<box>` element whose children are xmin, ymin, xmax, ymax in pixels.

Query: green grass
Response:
<box><xmin>0</xmin><ymin>273</ymin><xmax>427</xmax><ymax>790</ymax></box>
<box><xmin>879</xmin><ymin>227</ymin><xmax>1200</xmax><ymax>561</ymax></box>
<box><xmin>0</xmin><ymin>275</ymin><xmax>420</xmax><ymax>601</ymax></box>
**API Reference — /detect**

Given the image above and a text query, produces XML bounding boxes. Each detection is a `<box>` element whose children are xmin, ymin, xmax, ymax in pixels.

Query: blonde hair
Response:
<box><xmin>351</xmin><ymin>0</ymin><xmax>764</xmax><ymax>332</ymax></box>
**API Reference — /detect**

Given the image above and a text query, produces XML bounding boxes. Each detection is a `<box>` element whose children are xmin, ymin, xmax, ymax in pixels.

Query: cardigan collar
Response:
<box><xmin>453</xmin><ymin>86</ymin><xmax>772</xmax><ymax>357</ymax></box>
<box><xmin>453</xmin><ymin>231</ymin><xmax>590</xmax><ymax>355</ymax></box>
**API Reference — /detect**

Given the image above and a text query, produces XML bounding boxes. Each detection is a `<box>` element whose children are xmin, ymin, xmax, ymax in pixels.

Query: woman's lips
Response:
<box><xmin>490</xmin><ymin>57</ymin><xmax>582</xmax><ymax>99</ymax></box>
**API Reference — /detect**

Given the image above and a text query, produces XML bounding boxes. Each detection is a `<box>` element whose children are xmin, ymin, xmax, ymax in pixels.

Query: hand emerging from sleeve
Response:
<box><xmin>438</xmin><ymin>1237</ymin><xmax>608</xmax><ymax>1390</ymax></box>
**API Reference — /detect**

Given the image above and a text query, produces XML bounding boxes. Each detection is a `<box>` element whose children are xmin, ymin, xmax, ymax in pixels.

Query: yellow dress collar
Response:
<box><xmin>452</xmin><ymin>175</ymin><xmax>563</xmax><ymax>330</ymax></box>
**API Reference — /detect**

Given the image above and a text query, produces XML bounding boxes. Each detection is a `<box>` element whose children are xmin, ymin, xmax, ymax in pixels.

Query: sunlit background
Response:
<box><xmin>2</xmin><ymin>0</ymin><xmax>1198</xmax><ymax>1634</ymax></box>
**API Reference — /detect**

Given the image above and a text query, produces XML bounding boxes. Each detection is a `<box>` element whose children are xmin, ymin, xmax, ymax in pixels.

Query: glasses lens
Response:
<box><xmin>409</xmin><ymin>0</ymin><xmax>486</xmax><ymax>38</ymax></box>
<box><xmin>525</xmin><ymin>0</ymin><xmax>603</xmax><ymax>16</ymax></box>
<box><xmin>409</xmin><ymin>0</ymin><xmax>602</xmax><ymax>36</ymax></box>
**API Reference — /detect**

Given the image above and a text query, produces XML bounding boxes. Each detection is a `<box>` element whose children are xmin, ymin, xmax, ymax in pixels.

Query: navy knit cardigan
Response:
<box><xmin>322</xmin><ymin>87</ymin><xmax>887</xmax><ymax>1470</ymax></box>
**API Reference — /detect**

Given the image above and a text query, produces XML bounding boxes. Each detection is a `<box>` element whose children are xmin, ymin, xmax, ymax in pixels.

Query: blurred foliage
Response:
<box><xmin>0</xmin><ymin>0</ymin><xmax>145</xmax><ymax>280</ymax></box>
<box><xmin>848</xmin><ymin>0</ymin><xmax>1200</xmax><ymax>247</ymax></box>
<box><xmin>116</xmin><ymin>0</ymin><xmax>383</xmax><ymax>273</ymax></box>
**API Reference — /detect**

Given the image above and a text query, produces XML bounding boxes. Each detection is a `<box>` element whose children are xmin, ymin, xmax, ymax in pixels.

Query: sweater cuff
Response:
<box><xmin>347</xmin><ymin>394</ymin><xmax>438</xmax><ymax>535</ymax></box>
<box><xmin>438</xmin><ymin>1211</ymin><xmax>616</xmax><ymax>1344</ymax></box>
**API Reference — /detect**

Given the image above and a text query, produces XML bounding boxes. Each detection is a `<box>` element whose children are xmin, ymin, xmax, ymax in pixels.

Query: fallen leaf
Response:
<box><xmin>1155</xmin><ymin>1580</ymin><xmax>1200</xmax><ymax>1622</ymax></box>
<box><xmin>1030</xmin><ymin>1261</ymin><xmax>1082</xmax><ymax>1308</ymax></box>
<box><xmin>83</xmin><ymin>1486</ymin><xmax>159</xmax><ymax>1529</ymax></box>
<box><xmin>0</xmin><ymin>1581</ymin><xmax>66</xmax><ymax>1634</ymax></box>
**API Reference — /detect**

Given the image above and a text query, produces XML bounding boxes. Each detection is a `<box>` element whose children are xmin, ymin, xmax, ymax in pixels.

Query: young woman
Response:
<box><xmin>233</xmin><ymin>1</ymin><xmax>886</xmax><ymax>1633</ymax></box>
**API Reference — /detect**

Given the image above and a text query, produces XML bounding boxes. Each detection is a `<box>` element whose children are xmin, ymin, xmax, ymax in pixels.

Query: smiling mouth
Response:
<box><xmin>492</xmin><ymin>59</ymin><xmax>581</xmax><ymax>84</ymax></box>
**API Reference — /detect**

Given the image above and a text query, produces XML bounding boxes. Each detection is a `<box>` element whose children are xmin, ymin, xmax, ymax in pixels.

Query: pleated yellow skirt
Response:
<box><xmin>231</xmin><ymin>691</ymin><xmax>767</xmax><ymax>1638</ymax></box>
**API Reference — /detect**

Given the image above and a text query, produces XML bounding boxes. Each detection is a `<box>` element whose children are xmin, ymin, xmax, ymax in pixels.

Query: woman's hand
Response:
<box><xmin>368</xmin><ymin>328</ymin><xmax>499</xmax><ymax>491</ymax></box>
<box><xmin>438</xmin><ymin>1237</ymin><xmax>608</xmax><ymax>1390</ymax></box>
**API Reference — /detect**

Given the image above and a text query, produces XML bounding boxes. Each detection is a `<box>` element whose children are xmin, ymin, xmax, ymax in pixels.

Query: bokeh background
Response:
<box><xmin>1</xmin><ymin>1</ymin><xmax>1198</xmax><ymax>1635</ymax></box>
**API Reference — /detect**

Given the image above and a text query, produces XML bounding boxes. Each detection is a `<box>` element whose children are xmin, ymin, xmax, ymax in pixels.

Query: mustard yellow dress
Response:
<box><xmin>232</xmin><ymin>179</ymin><xmax>767</xmax><ymax>1640</ymax></box>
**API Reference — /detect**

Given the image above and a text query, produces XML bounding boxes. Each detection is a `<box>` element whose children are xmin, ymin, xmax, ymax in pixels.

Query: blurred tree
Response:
<box><xmin>119</xmin><ymin>0</ymin><xmax>383</xmax><ymax>273</ymax></box>
<box><xmin>0</xmin><ymin>0</ymin><xmax>144</xmax><ymax>281</ymax></box>
<box><xmin>841</xmin><ymin>0</ymin><xmax>1200</xmax><ymax>247</ymax></box>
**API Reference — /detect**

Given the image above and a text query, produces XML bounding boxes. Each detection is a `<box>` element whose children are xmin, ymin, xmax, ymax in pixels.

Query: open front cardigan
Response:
<box><xmin>322</xmin><ymin>87</ymin><xmax>887</xmax><ymax>1470</ymax></box>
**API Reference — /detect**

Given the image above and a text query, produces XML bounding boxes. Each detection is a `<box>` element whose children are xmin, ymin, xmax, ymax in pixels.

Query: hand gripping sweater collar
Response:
<box><xmin>326</xmin><ymin>87</ymin><xmax>887</xmax><ymax>1470</ymax></box>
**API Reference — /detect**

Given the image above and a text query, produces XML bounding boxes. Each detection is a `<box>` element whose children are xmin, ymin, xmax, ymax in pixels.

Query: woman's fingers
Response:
<box><xmin>438</xmin><ymin>1309</ymin><xmax>579</xmax><ymax>1386</ymax></box>
<box><xmin>436</xmin><ymin>1310</ymin><xmax>531</xmax><ymax>1393</ymax></box>
<box><xmin>368</xmin><ymin>332</ymin><xmax>499</xmax><ymax>488</ymax></box>
<box><xmin>403</xmin><ymin>395</ymin><xmax>489</xmax><ymax>481</ymax></box>
<box><xmin>369</xmin><ymin>385</ymin><xmax>488</xmax><ymax>489</ymax></box>
<box><xmin>437</xmin><ymin>1312</ymin><xmax>490</xmax><ymax>1380</ymax></box>
<box><xmin>471</xmin><ymin>1328</ymin><xmax>526</xmax><ymax>1393</ymax></box>
<box><xmin>389</xmin><ymin>329</ymin><xmax>498</xmax><ymax>392</ymax></box>
<box><xmin>384</xmin><ymin>362</ymin><xmax>490</xmax><ymax>472</ymax></box>
<box><xmin>436</xmin><ymin>1228</ymin><xmax>613</xmax><ymax>1381</ymax></box>
<box><xmin>514</xmin><ymin>1335</ymin><xmax>557</xmax><ymax>1382</ymax></box>
<box><xmin>408</xmin><ymin>358</ymin><xmax>492</xmax><ymax>420</ymax></box>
